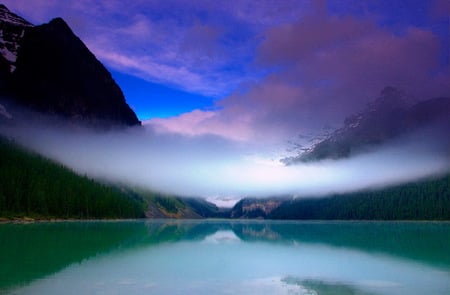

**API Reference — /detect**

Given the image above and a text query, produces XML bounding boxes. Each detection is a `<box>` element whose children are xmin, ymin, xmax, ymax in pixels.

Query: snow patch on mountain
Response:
<box><xmin>0</xmin><ymin>5</ymin><xmax>32</xmax><ymax>27</ymax></box>
<box><xmin>0</xmin><ymin>4</ymin><xmax>33</xmax><ymax>71</ymax></box>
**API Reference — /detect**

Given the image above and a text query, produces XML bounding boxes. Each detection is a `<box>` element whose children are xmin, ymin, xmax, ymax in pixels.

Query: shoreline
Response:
<box><xmin>1</xmin><ymin>216</ymin><xmax>449</xmax><ymax>224</ymax></box>
<box><xmin>0</xmin><ymin>216</ymin><xmax>146</xmax><ymax>224</ymax></box>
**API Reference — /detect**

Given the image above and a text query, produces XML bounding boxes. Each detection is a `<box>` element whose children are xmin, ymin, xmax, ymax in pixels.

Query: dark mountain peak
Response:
<box><xmin>49</xmin><ymin>17</ymin><xmax>67</xmax><ymax>25</ymax></box>
<box><xmin>46</xmin><ymin>17</ymin><xmax>74</xmax><ymax>35</ymax></box>
<box><xmin>3</xmin><ymin>12</ymin><xmax>140</xmax><ymax>127</ymax></box>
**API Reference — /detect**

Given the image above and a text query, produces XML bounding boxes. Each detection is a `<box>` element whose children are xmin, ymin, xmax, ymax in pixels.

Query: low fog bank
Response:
<box><xmin>0</xmin><ymin>114</ymin><xmax>449</xmax><ymax>199</ymax></box>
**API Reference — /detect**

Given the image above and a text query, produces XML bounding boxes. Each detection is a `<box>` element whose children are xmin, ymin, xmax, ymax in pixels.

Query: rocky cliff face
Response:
<box><xmin>230</xmin><ymin>198</ymin><xmax>284</xmax><ymax>218</ymax></box>
<box><xmin>0</xmin><ymin>5</ymin><xmax>140</xmax><ymax>127</ymax></box>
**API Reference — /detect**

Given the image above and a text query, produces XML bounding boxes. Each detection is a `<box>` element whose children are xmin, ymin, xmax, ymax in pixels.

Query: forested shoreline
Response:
<box><xmin>0</xmin><ymin>138</ymin><xmax>145</xmax><ymax>219</ymax></box>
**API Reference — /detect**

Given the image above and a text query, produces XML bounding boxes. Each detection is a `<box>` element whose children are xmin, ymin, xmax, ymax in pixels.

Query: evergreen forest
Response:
<box><xmin>0</xmin><ymin>138</ymin><xmax>145</xmax><ymax>219</ymax></box>
<box><xmin>269</xmin><ymin>174</ymin><xmax>450</xmax><ymax>220</ymax></box>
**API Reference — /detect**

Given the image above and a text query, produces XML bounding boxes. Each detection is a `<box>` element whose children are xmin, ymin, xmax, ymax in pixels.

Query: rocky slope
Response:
<box><xmin>230</xmin><ymin>198</ymin><xmax>285</xmax><ymax>218</ymax></box>
<box><xmin>284</xmin><ymin>87</ymin><xmax>450</xmax><ymax>163</ymax></box>
<box><xmin>0</xmin><ymin>5</ymin><xmax>140</xmax><ymax>127</ymax></box>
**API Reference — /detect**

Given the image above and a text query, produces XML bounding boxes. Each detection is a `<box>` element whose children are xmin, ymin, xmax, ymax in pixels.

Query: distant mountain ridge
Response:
<box><xmin>283</xmin><ymin>87</ymin><xmax>450</xmax><ymax>163</ymax></box>
<box><xmin>0</xmin><ymin>4</ymin><xmax>140</xmax><ymax>127</ymax></box>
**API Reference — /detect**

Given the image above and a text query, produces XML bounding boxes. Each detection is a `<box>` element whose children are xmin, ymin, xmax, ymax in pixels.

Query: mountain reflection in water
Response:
<box><xmin>1</xmin><ymin>220</ymin><xmax>449</xmax><ymax>295</ymax></box>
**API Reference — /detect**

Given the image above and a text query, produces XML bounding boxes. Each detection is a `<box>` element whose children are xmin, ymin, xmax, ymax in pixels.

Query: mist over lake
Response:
<box><xmin>1</xmin><ymin>220</ymin><xmax>449</xmax><ymax>295</ymax></box>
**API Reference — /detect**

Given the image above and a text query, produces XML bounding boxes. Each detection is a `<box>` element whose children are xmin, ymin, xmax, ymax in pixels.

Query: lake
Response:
<box><xmin>0</xmin><ymin>220</ymin><xmax>449</xmax><ymax>295</ymax></box>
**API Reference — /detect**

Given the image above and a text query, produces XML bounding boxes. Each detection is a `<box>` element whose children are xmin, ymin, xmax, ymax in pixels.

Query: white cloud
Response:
<box><xmin>89</xmin><ymin>46</ymin><xmax>220</xmax><ymax>95</ymax></box>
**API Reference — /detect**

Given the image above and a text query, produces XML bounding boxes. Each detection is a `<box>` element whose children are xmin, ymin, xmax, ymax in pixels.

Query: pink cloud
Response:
<box><xmin>258</xmin><ymin>14</ymin><xmax>375</xmax><ymax>64</ymax></box>
<box><xmin>146</xmin><ymin>109</ymin><xmax>254</xmax><ymax>142</ymax></box>
<box><xmin>217</xmin><ymin>77</ymin><xmax>312</xmax><ymax>139</ymax></box>
<box><xmin>306</xmin><ymin>27</ymin><xmax>445</xmax><ymax>100</ymax></box>
<box><xmin>431</xmin><ymin>0</ymin><xmax>450</xmax><ymax>18</ymax></box>
<box><xmin>146</xmin><ymin>78</ymin><xmax>317</xmax><ymax>144</ymax></box>
<box><xmin>235</xmin><ymin>11</ymin><xmax>448</xmax><ymax>139</ymax></box>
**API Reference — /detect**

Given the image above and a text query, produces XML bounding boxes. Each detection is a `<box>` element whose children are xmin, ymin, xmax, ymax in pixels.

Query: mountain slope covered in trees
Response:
<box><xmin>0</xmin><ymin>137</ymin><xmax>146</xmax><ymax>219</ymax></box>
<box><xmin>271</xmin><ymin>174</ymin><xmax>450</xmax><ymax>220</ymax></box>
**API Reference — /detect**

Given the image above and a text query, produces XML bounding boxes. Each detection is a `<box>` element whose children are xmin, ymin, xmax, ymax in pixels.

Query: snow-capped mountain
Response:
<box><xmin>283</xmin><ymin>87</ymin><xmax>450</xmax><ymax>164</ymax></box>
<box><xmin>0</xmin><ymin>4</ymin><xmax>32</xmax><ymax>72</ymax></box>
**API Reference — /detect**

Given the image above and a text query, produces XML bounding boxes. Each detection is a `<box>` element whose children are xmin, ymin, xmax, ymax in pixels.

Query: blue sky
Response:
<box><xmin>4</xmin><ymin>0</ymin><xmax>449</xmax><ymax>142</ymax></box>
<box><xmin>110</xmin><ymin>70</ymin><xmax>216</xmax><ymax>119</ymax></box>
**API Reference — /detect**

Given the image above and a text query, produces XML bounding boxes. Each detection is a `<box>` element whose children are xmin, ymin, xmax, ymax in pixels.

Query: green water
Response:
<box><xmin>0</xmin><ymin>220</ymin><xmax>449</xmax><ymax>294</ymax></box>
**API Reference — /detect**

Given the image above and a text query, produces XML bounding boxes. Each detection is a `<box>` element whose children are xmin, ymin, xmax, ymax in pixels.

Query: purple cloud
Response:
<box><xmin>158</xmin><ymin>1</ymin><xmax>448</xmax><ymax>143</ymax></box>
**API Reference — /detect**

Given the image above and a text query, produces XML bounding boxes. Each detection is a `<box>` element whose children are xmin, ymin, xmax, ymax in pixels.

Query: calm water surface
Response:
<box><xmin>0</xmin><ymin>220</ymin><xmax>449</xmax><ymax>295</ymax></box>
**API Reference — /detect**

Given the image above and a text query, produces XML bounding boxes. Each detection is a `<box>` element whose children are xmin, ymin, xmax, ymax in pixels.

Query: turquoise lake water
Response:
<box><xmin>1</xmin><ymin>220</ymin><xmax>449</xmax><ymax>294</ymax></box>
